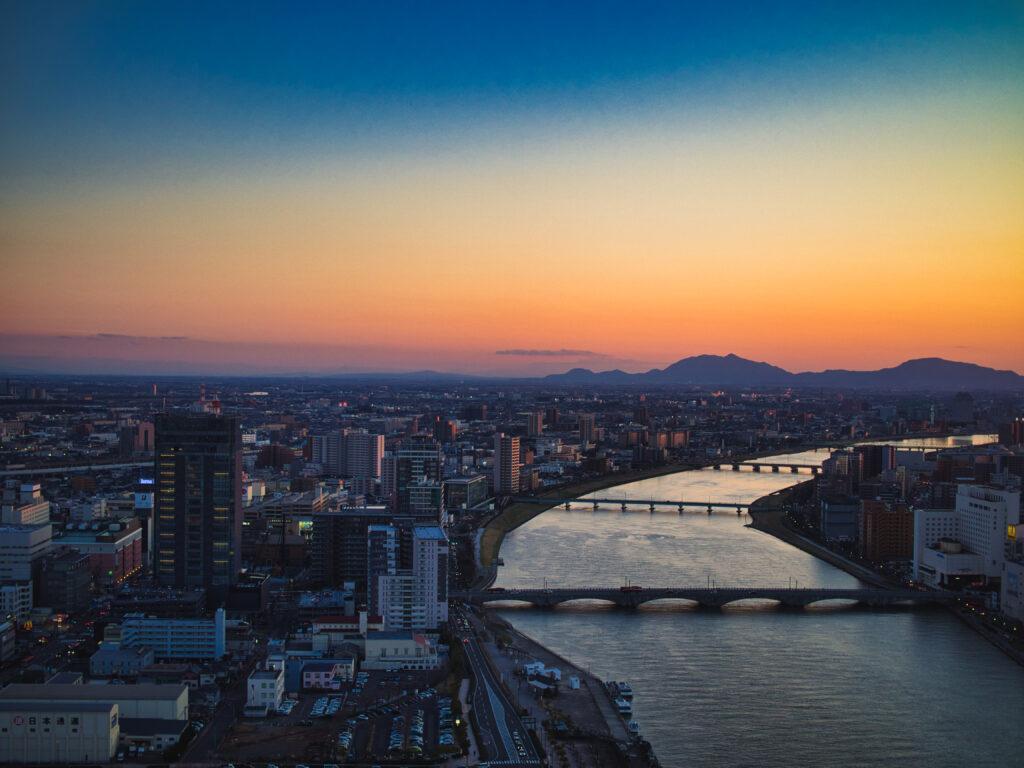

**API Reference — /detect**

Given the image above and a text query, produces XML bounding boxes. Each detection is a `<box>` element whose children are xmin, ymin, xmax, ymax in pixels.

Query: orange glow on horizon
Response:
<box><xmin>1</xmin><ymin>87</ymin><xmax>1022</xmax><ymax>374</ymax></box>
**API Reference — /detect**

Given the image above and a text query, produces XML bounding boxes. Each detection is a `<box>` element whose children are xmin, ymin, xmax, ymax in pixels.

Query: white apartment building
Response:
<box><xmin>246</xmin><ymin>667</ymin><xmax>284</xmax><ymax>712</ymax></box>
<box><xmin>376</xmin><ymin>526</ymin><xmax>449</xmax><ymax>631</ymax></box>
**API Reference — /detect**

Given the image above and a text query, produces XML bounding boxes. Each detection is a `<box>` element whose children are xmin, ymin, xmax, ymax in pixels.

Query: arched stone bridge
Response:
<box><xmin>454</xmin><ymin>587</ymin><xmax>954</xmax><ymax>610</ymax></box>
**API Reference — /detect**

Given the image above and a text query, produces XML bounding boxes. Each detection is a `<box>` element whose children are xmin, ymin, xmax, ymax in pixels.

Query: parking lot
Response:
<box><xmin>338</xmin><ymin>685</ymin><xmax>459</xmax><ymax>762</ymax></box>
<box><xmin>220</xmin><ymin>667</ymin><xmax>459</xmax><ymax>764</ymax></box>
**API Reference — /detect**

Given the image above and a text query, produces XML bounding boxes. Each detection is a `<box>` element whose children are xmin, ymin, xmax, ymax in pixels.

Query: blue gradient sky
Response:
<box><xmin>5</xmin><ymin>1</ymin><xmax>1021</xmax><ymax>186</ymax></box>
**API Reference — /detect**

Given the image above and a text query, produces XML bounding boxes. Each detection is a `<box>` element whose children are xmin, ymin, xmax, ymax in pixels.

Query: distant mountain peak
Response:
<box><xmin>544</xmin><ymin>353</ymin><xmax>1023</xmax><ymax>390</ymax></box>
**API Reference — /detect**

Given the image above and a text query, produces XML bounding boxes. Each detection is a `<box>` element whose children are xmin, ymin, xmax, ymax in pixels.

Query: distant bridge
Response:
<box><xmin>455</xmin><ymin>586</ymin><xmax>953</xmax><ymax>610</ymax></box>
<box><xmin>0</xmin><ymin>460</ymin><xmax>153</xmax><ymax>478</ymax></box>
<box><xmin>507</xmin><ymin>496</ymin><xmax>750</xmax><ymax>514</ymax></box>
<box><xmin>713</xmin><ymin>462</ymin><xmax>820</xmax><ymax>474</ymax></box>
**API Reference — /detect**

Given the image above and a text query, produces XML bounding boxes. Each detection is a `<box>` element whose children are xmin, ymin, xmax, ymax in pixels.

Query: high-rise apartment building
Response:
<box><xmin>858</xmin><ymin>500</ymin><xmax>913</xmax><ymax>561</ymax></box>
<box><xmin>310</xmin><ymin>429</ymin><xmax>384</xmax><ymax>495</ymax></box>
<box><xmin>393</xmin><ymin>437</ymin><xmax>445</xmax><ymax>522</ymax></box>
<box><xmin>154</xmin><ymin>413</ymin><xmax>242</xmax><ymax>605</ymax></box>
<box><xmin>366</xmin><ymin>523</ymin><xmax>398</xmax><ymax>618</ymax></box>
<box><xmin>493</xmin><ymin>433</ymin><xmax>521</xmax><ymax>495</ymax></box>
<box><xmin>376</xmin><ymin>526</ymin><xmax>448</xmax><ymax>630</ymax></box>
<box><xmin>577</xmin><ymin>414</ymin><xmax>596</xmax><ymax>445</ymax></box>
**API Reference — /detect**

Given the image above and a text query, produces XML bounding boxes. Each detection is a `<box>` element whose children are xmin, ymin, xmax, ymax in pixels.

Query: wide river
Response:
<box><xmin>494</xmin><ymin>436</ymin><xmax>1024</xmax><ymax>768</ymax></box>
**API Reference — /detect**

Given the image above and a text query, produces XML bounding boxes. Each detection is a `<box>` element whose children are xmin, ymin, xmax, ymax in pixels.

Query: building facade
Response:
<box><xmin>246</xmin><ymin>668</ymin><xmax>284</xmax><ymax>711</ymax></box>
<box><xmin>493</xmin><ymin>433</ymin><xmax>521</xmax><ymax>495</ymax></box>
<box><xmin>121</xmin><ymin>609</ymin><xmax>226</xmax><ymax>660</ymax></box>
<box><xmin>0</xmin><ymin>701</ymin><xmax>118</xmax><ymax>764</ymax></box>
<box><xmin>376</xmin><ymin>526</ymin><xmax>448</xmax><ymax>631</ymax></box>
<box><xmin>154</xmin><ymin>413</ymin><xmax>242</xmax><ymax>605</ymax></box>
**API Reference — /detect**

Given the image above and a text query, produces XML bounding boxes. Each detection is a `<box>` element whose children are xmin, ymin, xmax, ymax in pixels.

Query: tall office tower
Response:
<box><xmin>154</xmin><ymin>413</ymin><xmax>242</xmax><ymax>606</ymax></box>
<box><xmin>380</xmin><ymin>454</ymin><xmax>397</xmax><ymax>501</ymax></box>
<box><xmin>633</xmin><ymin>403</ymin><xmax>650</xmax><ymax>427</ymax></box>
<box><xmin>545</xmin><ymin>407</ymin><xmax>560</xmax><ymax>430</ymax></box>
<box><xmin>377</xmin><ymin>525</ymin><xmax>449</xmax><ymax>630</ymax></box>
<box><xmin>525</xmin><ymin>411</ymin><xmax>544</xmax><ymax>436</ymax></box>
<box><xmin>577</xmin><ymin>413</ymin><xmax>596</xmax><ymax>445</ymax></box>
<box><xmin>854</xmin><ymin>444</ymin><xmax>896</xmax><ymax>481</ymax></box>
<box><xmin>366</xmin><ymin>523</ymin><xmax>397</xmax><ymax>617</ymax></box>
<box><xmin>463</xmin><ymin>403</ymin><xmax>487</xmax><ymax>421</ymax></box>
<box><xmin>493</xmin><ymin>433</ymin><xmax>521</xmax><ymax>495</ymax></box>
<box><xmin>393</xmin><ymin>437</ymin><xmax>445</xmax><ymax>521</ymax></box>
<box><xmin>134</xmin><ymin>476</ymin><xmax>156</xmax><ymax>571</ymax></box>
<box><xmin>432</xmin><ymin>416</ymin><xmax>458</xmax><ymax>444</ymax></box>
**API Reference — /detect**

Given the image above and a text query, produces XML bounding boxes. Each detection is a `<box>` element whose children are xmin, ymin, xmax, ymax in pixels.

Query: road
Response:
<box><xmin>182</xmin><ymin>652</ymin><xmax>261</xmax><ymax>762</ymax></box>
<box><xmin>454</xmin><ymin>606</ymin><xmax>540</xmax><ymax>766</ymax></box>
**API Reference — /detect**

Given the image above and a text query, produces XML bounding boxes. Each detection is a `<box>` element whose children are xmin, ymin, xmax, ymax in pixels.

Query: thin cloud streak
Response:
<box><xmin>495</xmin><ymin>348</ymin><xmax>606</xmax><ymax>358</ymax></box>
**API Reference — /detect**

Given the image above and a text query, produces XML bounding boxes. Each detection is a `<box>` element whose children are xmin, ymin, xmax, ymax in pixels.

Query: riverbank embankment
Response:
<box><xmin>746</xmin><ymin>481</ymin><xmax>891</xmax><ymax>588</ymax></box>
<box><xmin>478</xmin><ymin>443</ymin><xmax>841</xmax><ymax>574</ymax></box>
<box><xmin>479</xmin><ymin>462</ymin><xmax>702</xmax><ymax>571</ymax></box>
<box><xmin>748</xmin><ymin>483</ymin><xmax>1024</xmax><ymax>666</ymax></box>
<box><xmin>482</xmin><ymin>612</ymin><xmax>659</xmax><ymax>768</ymax></box>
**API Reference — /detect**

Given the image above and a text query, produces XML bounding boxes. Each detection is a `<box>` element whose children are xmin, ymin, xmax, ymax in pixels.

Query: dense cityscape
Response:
<box><xmin>0</xmin><ymin>374</ymin><xmax>1021</xmax><ymax>766</ymax></box>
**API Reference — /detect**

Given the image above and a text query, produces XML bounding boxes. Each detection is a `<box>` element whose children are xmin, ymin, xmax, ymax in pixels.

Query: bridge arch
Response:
<box><xmin>801</xmin><ymin>597</ymin><xmax>860</xmax><ymax>610</ymax></box>
<box><xmin>552</xmin><ymin>597</ymin><xmax>619</xmax><ymax>609</ymax></box>
<box><xmin>717</xmin><ymin>596</ymin><xmax>787</xmax><ymax>609</ymax></box>
<box><xmin>476</xmin><ymin>598</ymin><xmax>541</xmax><ymax>609</ymax></box>
<box><xmin>635</xmin><ymin>597</ymin><xmax>702</xmax><ymax>609</ymax></box>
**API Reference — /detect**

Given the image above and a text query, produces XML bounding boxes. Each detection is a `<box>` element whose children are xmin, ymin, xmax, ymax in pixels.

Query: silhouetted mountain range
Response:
<box><xmin>544</xmin><ymin>354</ymin><xmax>1024</xmax><ymax>391</ymax></box>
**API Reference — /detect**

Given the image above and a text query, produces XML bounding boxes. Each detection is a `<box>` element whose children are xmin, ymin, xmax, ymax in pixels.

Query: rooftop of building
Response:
<box><xmin>367</xmin><ymin>631</ymin><xmax>430</xmax><ymax>642</ymax></box>
<box><xmin>309</xmin><ymin>506</ymin><xmax>389</xmax><ymax>518</ymax></box>
<box><xmin>1</xmin><ymin>683</ymin><xmax>187</xmax><ymax>701</ymax></box>
<box><xmin>119</xmin><ymin>717</ymin><xmax>189</xmax><ymax>736</ymax></box>
<box><xmin>249</xmin><ymin>669</ymin><xmax>281</xmax><ymax>680</ymax></box>
<box><xmin>297</xmin><ymin>590</ymin><xmax>353</xmax><ymax>607</ymax></box>
<box><xmin>46</xmin><ymin>671</ymin><xmax>84</xmax><ymax>685</ymax></box>
<box><xmin>313</xmin><ymin>614</ymin><xmax>382</xmax><ymax>624</ymax></box>
<box><xmin>92</xmin><ymin>643</ymin><xmax>153</xmax><ymax>658</ymax></box>
<box><xmin>0</xmin><ymin>522</ymin><xmax>50</xmax><ymax>534</ymax></box>
<box><xmin>413</xmin><ymin>525</ymin><xmax>447</xmax><ymax>540</ymax></box>
<box><xmin>0</xmin><ymin>700</ymin><xmax>115</xmax><ymax>713</ymax></box>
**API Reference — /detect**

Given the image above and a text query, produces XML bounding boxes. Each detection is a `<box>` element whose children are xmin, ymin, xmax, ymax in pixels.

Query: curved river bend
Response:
<box><xmin>494</xmin><ymin>438</ymin><xmax>1024</xmax><ymax>768</ymax></box>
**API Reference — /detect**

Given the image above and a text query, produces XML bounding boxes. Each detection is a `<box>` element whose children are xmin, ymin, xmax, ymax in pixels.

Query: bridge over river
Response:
<box><xmin>455</xmin><ymin>586</ymin><xmax>954</xmax><ymax>610</ymax></box>
<box><xmin>507</xmin><ymin>496</ymin><xmax>752</xmax><ymax>514</ymax></box>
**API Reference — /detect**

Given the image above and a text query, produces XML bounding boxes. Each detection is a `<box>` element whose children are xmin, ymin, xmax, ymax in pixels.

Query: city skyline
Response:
<box><xmin>0</xmin><ymin>332</ymin><xmax>1023</xmax><ymax>378</ymax></box>
<box><xmin>2</xmin><ymin>2</ymin><xmax>1023</xmax><ymax>374</ymax></box>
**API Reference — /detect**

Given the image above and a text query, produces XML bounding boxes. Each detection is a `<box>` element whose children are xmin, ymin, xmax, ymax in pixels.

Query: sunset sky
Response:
<box><xmin>2</xmin><ymin>2</ymin><xmax>1022</xmax><ymax>375</ymax></box>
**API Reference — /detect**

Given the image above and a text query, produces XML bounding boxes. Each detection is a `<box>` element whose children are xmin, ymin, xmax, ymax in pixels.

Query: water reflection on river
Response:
<box><xmin>493</xmin><ymin>435</ymin><xmax>1023</xmax><ymax>767</ymax></box>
